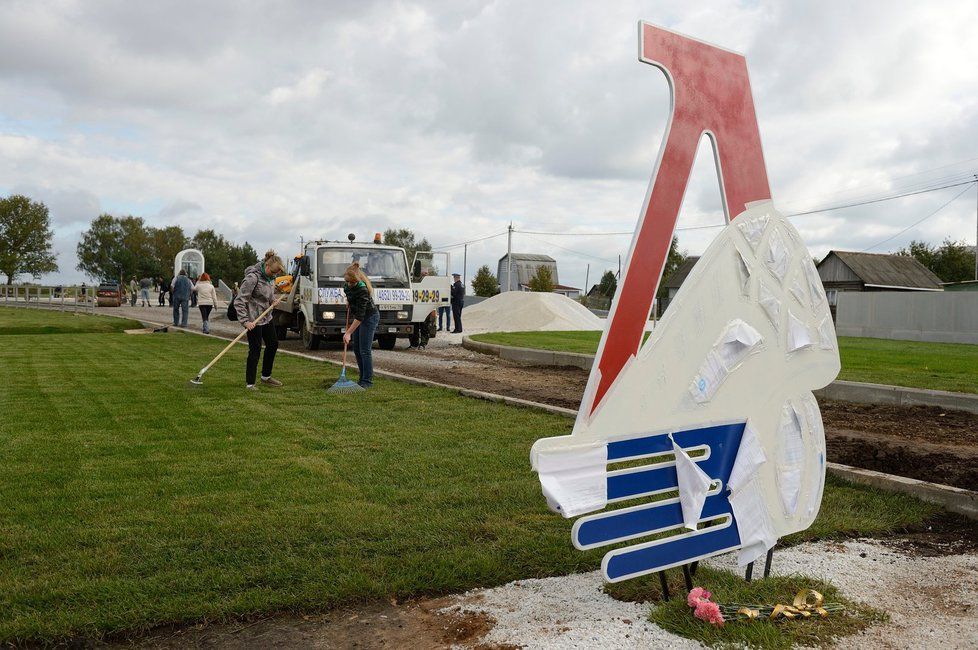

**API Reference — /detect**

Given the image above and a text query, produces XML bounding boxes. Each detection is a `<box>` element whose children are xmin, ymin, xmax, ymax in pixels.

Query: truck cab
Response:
<box><xmin>273</xmin><ymin>238</ymin><xmax>451</xmax><ymax>351</ymax></box>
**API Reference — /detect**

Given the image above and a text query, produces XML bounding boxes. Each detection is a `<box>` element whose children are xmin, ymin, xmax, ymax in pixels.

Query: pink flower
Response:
<box><xmin>687</xmin><ymin>586</ymin><xmax>712</xmax><ymax>607</ymax></box>
<box><xmin>694</xmin><ymin>600</ymin><xmax>725</xmax><ymax>627</ymax></box>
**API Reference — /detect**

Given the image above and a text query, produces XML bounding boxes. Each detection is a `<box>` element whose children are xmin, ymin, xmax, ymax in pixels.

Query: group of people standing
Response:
<box><xmin>134</xmin><ymin>249</ymin><xmax>466</xmax><ymax>392</ymax></box>
<box><xmin>169</xmin><ymin>271</ymin><xmax>220</xmax><ymax>333</ymax></box>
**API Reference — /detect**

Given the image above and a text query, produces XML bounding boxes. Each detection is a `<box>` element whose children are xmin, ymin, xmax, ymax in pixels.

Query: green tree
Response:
<box><xmin>655</xmin><ymin>235</ymin><xmax>687</xmax><ymax>301</ymax></box>
<box><xmin>0</xmin><ymin>195</ymin><xmax>59</xmax><ymax>284</ymax></box>
<box><xmin>190</xmin><ymin>230</ymin><xmax>261</xmax><ymax>285</ymax></box>
<box><xmin>528</xmin><ymin>264</ymin><xmax>555</xmax><ymax>292</ymax></box>
<box><xmin>471</xmin><ymin>265</ymin><xmax>500</xmax><ymax>297</ymax></box>
<box><xmin>149</xmin><ymin>225</ymin><xmax>188</xmax><ymax>279</ymax></box>
<box><xmin>898</xmin><ymin>238</ymin><xmax>974</xmax><ymax>282</ymax></box>
<box><xmin>597</xmin><ymin>270</ymin><xmax>617</xmax><ymax>298</ymax></box>
<box><xmin>76</xmin><ymin>214</ymin><xmax>154</xmax><ymax>282</ymax></box>
<box><xmin>382</xmin><ymin>228</ymin><xmax>431</xmax><ymax>265</ymax></box>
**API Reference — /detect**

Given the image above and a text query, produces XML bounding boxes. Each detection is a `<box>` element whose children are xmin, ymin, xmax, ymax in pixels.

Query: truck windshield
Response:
<box><xmin>318</xmin><ymin>248</ymin><xmax>408</xmax><ymax>283</ymax></box>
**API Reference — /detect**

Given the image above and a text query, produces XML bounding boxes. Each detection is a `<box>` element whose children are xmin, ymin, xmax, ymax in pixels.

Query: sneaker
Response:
<box><xmin>246</xmin><ymin>384</ymin><xmax>258</xmax><ymax>390</ymax></box>
<box><xmin>260</xmin><ymin>377</ymin><xmax>283</xmax><ymax>387</ymax></box>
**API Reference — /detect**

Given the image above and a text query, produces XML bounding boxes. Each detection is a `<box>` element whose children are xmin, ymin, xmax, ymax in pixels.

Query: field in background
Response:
<box><xmin>470</xmin><ymin>331</ymin><xmax>978</xmax><ymax>394</ymax></box>
<box><xmin>0</xmin><ymin>308</ymin><xmax>940</xmax><ymax>643</ymax></box>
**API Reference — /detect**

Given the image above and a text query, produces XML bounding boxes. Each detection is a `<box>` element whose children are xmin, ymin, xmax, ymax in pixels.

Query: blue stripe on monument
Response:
<box><xmin>604</xmin><ymin>523</ymin><xmax>742</xmax><ymax>581</ymax></box>
<box><xmin>575</xmin><ymin>494</ymin><xmax>732</xmax><ymax>547</ymax></box>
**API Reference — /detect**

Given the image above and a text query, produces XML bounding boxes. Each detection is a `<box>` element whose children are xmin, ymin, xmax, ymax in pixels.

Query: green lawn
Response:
<box><xmin>0</xmin><ymin>308</ymin><xmax>940</xmax><ymax>644</ymax></box>
<box><xmin>470</xmin><ymin>331</ymin><xmax>978</xmax><ymax>394</ymax></box>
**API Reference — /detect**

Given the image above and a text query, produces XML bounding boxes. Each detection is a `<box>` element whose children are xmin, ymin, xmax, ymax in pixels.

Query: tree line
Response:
<box><xmin>897</xmin><ymin>238</ymin><xmax>976</xmax><ymax>283</ymax></box>
<box><xmin>75</xmin><ymin>215</ymin><xmax>258</xmax><ymax>285</ymax></box>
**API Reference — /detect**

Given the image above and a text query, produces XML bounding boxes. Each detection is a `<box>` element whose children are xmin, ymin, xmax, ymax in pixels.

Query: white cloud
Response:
<box><xmin>0</xmin><ymin>0</ymin><xmax>975</xmax><ymax>289</ymax></box>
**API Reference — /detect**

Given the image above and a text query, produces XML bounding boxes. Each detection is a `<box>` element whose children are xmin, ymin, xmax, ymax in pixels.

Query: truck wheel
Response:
<box><xmin>275</xmin><ymin>325</ymin><xmax>289</xmax><ymax>341</ymax></box>
<box><xmin>300</xmin><ymin>318</ymin><xmax>321</xmax><ymax>350</ymax></box>
<box><xmin>408</xmin><ymin>327</ymin><xmax>421</xmax><ymax>348</ymax></box>
<box><xmin>377</xmin><ymin>334</ymin><xmax>397</xmax><ymax>351</ymax></box>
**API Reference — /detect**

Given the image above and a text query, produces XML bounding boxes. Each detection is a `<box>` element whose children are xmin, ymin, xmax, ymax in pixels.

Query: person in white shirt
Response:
<box><xmin>193</xmin><ymin>272</ymin><xmax>221</xmax><ymax>334</ymax></box>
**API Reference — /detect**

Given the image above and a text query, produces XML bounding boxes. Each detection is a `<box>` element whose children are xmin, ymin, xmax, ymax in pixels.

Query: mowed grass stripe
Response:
<box><xmin>0</xmin><ymin>311</ymin><xmax>939</xmax><ymax>643</ymax></box>
<box><xmin>470</xmin><ymin>330</ymin><xmax>978</xmax><ymax>394</ymax></box>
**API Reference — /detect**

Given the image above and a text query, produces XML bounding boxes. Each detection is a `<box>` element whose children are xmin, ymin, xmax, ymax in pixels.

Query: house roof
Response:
<box><xmin>661</xmin><ymin>256</ymin><xmax>700</xmax><ymax>289</ymax></box>
<box><xmin>499</xmin><ymin>253</ymin><xmax>556</xmax><ymax>263</ymax></box>
<box><xmin>821</xmin><ymin>251</ymin><xmax>943</xmax><ymax>290</ymax></box>
<box><xmin>554</xmin><ymin>284</ymin><xmax>581</xmax><ymax>291</ymax></box>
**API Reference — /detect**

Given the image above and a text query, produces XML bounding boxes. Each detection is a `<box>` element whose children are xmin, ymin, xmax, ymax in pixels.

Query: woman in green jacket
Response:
<box><xmin>342</xmin><ymin>262</ymin><xmax>380</xmax><ymax>388</ymax></box>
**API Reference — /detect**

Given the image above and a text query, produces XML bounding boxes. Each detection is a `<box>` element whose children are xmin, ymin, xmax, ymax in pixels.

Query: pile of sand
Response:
<box><xmin>462</xmin><ymin>291</ymin><xmax>603</xmax><ymax>333</ymax></box>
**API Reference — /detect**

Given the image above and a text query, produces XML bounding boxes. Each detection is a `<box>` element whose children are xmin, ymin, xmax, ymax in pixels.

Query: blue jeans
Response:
<box><xmin>351</xmin><ymin>310</ymin><xmax>380</xmax><ymax>387</ymax></box>
<box><xmin>172</xmin><ymin>298</ymin><xmax>189</xmax><ymax>327</ymax></box>
<box><xmin>438</xmin><ymin>305</ymin><xmax>451</xmax><ymax>330</ymax></box>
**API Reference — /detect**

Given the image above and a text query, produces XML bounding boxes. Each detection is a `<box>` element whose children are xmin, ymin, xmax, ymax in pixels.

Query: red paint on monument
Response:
<box><xmin>588</xmin><ymin>24</ymin><xmax>772</xmax><ymax>416</ymax></box>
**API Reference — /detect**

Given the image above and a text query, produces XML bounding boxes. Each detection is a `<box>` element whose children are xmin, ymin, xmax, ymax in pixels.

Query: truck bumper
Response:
<box><xmin>312</xmin><ymin>323</ymin><xmax>414</xmax><ymax>337</ymax></box>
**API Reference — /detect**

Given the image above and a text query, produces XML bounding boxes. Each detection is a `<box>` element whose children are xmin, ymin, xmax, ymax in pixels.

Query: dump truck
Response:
<box><xmin>272</xmin><ymin>234</ymin><xmax>451</xmax><ymax>350</ymax></box>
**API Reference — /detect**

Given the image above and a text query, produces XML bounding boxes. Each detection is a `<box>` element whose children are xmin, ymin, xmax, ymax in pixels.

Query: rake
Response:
<box><xmin>189</xmin><ymin>299</ymin><xmax>279</xmax><ymax>386</ymax></box>
<box><xmin>327</xmin><ymin>306</ymin><xmax>365</xmax><ymax>394</ymax></box>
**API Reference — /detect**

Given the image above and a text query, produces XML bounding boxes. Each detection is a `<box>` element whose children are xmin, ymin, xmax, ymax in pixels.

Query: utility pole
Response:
<box><xmin>617</xmin><ymin>255</ymin><xmax>621</xmax><ymax>279</ymax></box>
<box><xmin>463</xmin><ymin>243</ymin><xmax>468</xmax><ymax>287</ymax></box>
<box><xmin>506</xmin><ymin>222</ymin><xmax>514</xmax><ymax>292</ymax></box>
<box><xmin>584</xmin><ymin>263</ymin><xmax>590</xmax><ymax>304</ymax></box>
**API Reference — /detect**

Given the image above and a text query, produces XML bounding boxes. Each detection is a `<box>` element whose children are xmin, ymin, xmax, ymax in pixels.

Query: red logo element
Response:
<box><xmin>585</xmin><ymin>24</ymin><xmax>773</xmax><ymax>417</ymax></box>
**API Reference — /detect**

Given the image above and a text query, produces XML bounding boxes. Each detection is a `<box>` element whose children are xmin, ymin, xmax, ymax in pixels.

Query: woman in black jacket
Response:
<box><xmin>342</xmin><ymin>262</ymin><xmax>380</xmax><ymax>388</ymax></box>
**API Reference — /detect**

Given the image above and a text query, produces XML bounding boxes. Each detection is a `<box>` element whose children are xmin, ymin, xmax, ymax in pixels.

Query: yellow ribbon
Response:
<box><xmin>768</xmin><ymin>590</ymin><xmax>829</xmax><ymax>620</ymax></box>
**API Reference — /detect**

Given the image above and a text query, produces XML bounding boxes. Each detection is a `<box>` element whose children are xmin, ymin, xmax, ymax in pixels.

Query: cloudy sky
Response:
<box><xmin>1</xmin><ymin>0</ymin><xmax>976</xmax><ymax>289</ymax></box>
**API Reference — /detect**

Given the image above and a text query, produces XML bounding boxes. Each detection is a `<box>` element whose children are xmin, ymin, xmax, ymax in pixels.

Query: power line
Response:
<box><xmin>784</xmin><ymin>179</ymin><xmax>977</xmax><ymax>217</ymax></box>
<box><xmin>516</xmin><ymin>229</ymin><xmax>633</xmax><ymax>236</ymax></box>
<box><xmin>432</xmin><ymin>230</ymin><xmax>507</xmax><ymax>250</ymax></box>
<box><xmin>861</xmin><ymin>182</ymin><xmax>976</xmax><ymax>252</ymax></box>
<box><xmin>778</xmin><ymin>158</ymin><xmax>978</xmax><ymax>208</ymax></box>
<box><xmin>519</xmin><ymin>233</ymin><xmax>619</xmax><ymax>264</ymax></box>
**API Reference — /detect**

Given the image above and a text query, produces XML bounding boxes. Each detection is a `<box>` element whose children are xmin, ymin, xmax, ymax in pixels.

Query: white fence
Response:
<box><xmin>1</xmin><ymin>285</ymin><xmax>97</xmax><ymax>314</ymax></box>
<box><xmin>836</xmin><ymin>291</ymin><xmax>978</xmax><ymax>345</ymax></box>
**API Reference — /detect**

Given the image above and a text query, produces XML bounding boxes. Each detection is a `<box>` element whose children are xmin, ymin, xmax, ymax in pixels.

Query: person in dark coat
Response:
<box><xmin>170</xmin><ymin>270</ymin><xmax>193</xmax><ymax>327</ymax></box>
<box><xmin>158</xmin><ymin>276</ymin><xmax>167</xmax><ymax>306</ymax></box>
<box><xmin>233</xmin><ymin>250</ymin><xmax>286</xmax><ymax>389</ymax></box>
<box><xmin>450</xmin><ymin>273</ymin><xmax>464</xmax><ymax>333</ymax></box>
<box><xmin>342</xmin><ymin>262</ymin><xmax>379</xmax><ymax>388</ymax></box>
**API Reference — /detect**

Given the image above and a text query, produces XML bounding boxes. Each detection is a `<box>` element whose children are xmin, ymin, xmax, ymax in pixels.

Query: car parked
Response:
<box><xmin>96</xmin><ymin>282</ymin><xmax>123</xmax><ymax>307</ymax></box>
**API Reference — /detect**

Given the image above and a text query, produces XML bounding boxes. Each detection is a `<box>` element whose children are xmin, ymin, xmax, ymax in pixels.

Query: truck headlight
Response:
<box><xmin>397</xmin><ymin>311</ymin><xmax>409</xmax><ymax>320</ymax></box>
<box><xmin>322</xmin><ymin>311</ymin><xmax>336</xmax><ymax>319</ymax></box>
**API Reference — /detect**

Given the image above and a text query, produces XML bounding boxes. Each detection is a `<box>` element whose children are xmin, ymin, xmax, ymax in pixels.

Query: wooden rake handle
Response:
<box><xmin>197</xmin><ymin>299</ymin><xmax>280</xmax><ymax>377</ymax></box>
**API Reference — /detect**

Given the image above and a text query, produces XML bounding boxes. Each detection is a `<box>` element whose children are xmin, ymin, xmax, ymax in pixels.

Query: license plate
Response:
<box><xmin>387</xmin><ymin>327</ymin><xmax>398</xmax><ymax>333</ymax></box>
<box><xmin>378</xmin><ymin>304</ymin><xmax>402</xmax><ymax>311</ymax></box>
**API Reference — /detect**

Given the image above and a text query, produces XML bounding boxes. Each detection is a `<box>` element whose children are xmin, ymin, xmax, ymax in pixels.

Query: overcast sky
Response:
<box><xmin>1</xmin><ymin>0</ymin><xmax>976</xmax><ymax>289</ymax></box>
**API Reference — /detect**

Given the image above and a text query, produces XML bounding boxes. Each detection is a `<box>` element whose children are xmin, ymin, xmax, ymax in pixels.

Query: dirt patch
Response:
<box><xmin>826</xmin><ymin>428</ymin><xmax>978</xmax><ymax>491</ymax></box>
<box><xmin>821</xmin><ymin>400</ymin><xmax>978</xmax><ymax>447</ymax></box>
<box><xmin>882</xmin><ymin>511</ymin><xmax>978</xmax><ymax>557</ymax></box>
<box><xmin>114</xmin><ymin>598</ymin><xmax>506</xmax><ymax>649</ymax></box>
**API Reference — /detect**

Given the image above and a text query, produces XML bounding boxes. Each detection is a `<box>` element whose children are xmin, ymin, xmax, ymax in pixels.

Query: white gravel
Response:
<box><xmin>444</xmin><ymin>571</ymin><xmax>702</xmax><ymax>649</ymax></box>
<box><xmin>461</xmin><ymin>292</ymin><xmax>603</xmax><ymax>334</ymax></box>
<box><xmin>444</xmin><ymin>539</ymin><xmax>978</xmax><ymax>649</ymax></box>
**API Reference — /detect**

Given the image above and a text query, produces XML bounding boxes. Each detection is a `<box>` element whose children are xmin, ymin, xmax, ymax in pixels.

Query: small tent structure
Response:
<box><xmin>174</xmin><ymin>249</ymin><xmax>205</xmax><ymax>279</ymax></box>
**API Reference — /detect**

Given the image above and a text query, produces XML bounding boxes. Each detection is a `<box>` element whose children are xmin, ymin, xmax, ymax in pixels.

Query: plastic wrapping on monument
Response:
<box><xmin>530</xmin><ymin>22</ymin><xmax>840</xmax><ymax>588</ymax></box>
